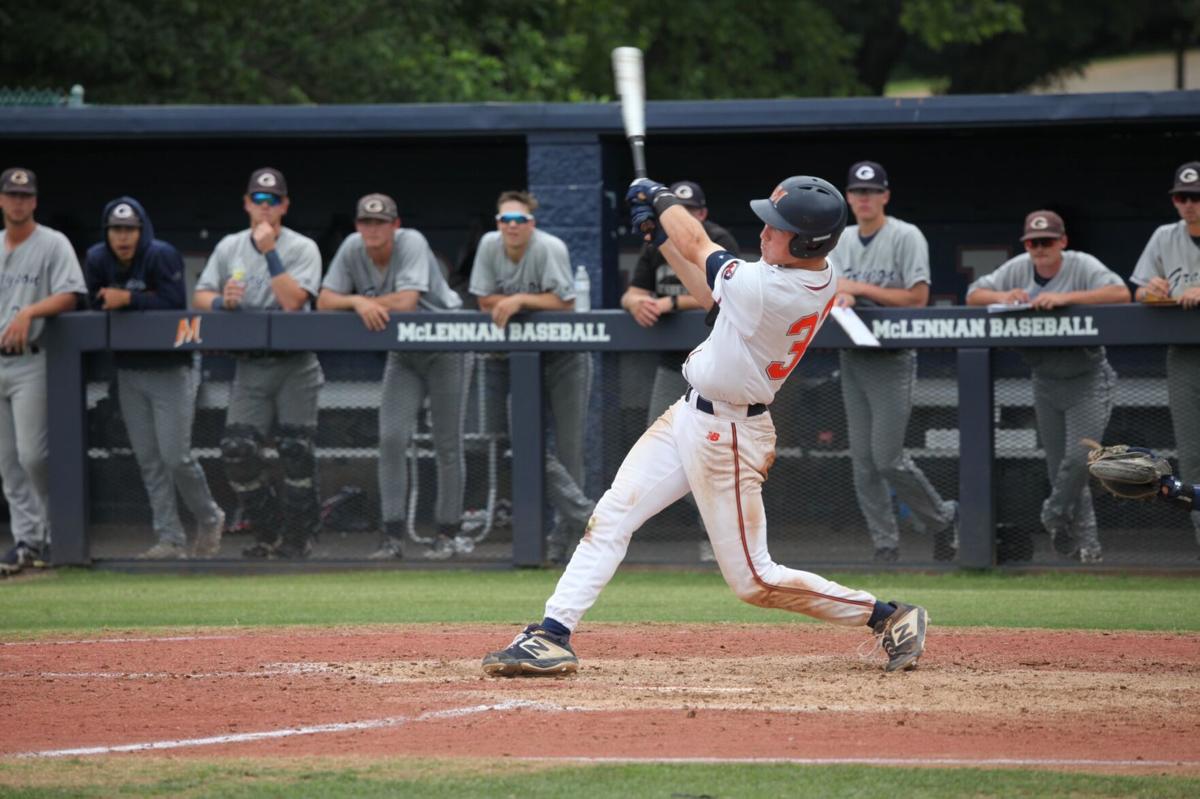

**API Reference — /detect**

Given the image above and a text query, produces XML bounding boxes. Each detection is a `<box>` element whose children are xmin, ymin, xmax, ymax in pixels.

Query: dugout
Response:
<box><xmin>3</xmin><ymin>92</ymin><xmax>1199</xmax><ymax>571</ymax></box>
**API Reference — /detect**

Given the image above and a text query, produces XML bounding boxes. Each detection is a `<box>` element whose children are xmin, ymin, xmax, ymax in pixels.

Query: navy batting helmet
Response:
<box><xmin>749</xmin><ymin>176</ymin><xmax>847</xmax><ymax>259</ymax></box>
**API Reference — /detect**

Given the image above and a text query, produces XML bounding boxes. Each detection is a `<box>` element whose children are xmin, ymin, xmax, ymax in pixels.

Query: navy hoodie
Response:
<box><xmin>84</xmin><ymin>197</ymin><xmax>190</xmax><ymax>369</ymax></box>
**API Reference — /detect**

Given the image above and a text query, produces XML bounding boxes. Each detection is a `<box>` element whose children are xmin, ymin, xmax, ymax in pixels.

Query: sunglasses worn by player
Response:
<box><xmin>495</xmin><ymin>212</ymin><xmax>533</xmax><ymax>225</ymax></box>
<box><xmin>249</xmin><ymin>192</ymin><xmax>284</xmax><ymax>206</ymax></box>
<box><xmin>1025</xmin><ymin>237</ymin><xmax>1060</xmax><ymax>249</ymax></box>
<box><xmin>1173</xmin><ymin>193</ymin><xmax>1200</xmax><ymax>204</ymax></box>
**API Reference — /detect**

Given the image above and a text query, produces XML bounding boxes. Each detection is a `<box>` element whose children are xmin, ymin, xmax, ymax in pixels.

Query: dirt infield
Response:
<box><xmin>3</xmin><ymin>624</ymin><xmax>1198</xmax><ymax>771</ymax></box>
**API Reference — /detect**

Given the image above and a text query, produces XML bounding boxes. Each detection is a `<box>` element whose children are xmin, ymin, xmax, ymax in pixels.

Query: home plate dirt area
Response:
<box><xmin>2</xmin><ymin>624</ymin><xmax>1199</xmax><ymax>772</ymax></box>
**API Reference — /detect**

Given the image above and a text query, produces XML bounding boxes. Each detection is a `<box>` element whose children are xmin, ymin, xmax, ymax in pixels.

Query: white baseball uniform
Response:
<box><xmin>544</xmin><ymin>249</ymin><xmax>879</xmax><ymax>630</ymax></box>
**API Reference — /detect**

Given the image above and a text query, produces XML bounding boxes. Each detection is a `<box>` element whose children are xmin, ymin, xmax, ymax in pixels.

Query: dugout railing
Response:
<box><xmin>42</xmin><ymin>304</ymin><xmax>1200</xmax><ymax>570</ymax></box>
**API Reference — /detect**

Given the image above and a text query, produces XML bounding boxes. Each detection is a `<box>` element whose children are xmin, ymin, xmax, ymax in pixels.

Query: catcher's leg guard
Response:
<box><xmin>220</xmin><ymin>424</ymin><xmax>280</xmax><ymax>545</ymax></box>
<box><xmin>277</xmin><ymin>424</ymin><xmax>320</xmax><ymax>553</ymax></box>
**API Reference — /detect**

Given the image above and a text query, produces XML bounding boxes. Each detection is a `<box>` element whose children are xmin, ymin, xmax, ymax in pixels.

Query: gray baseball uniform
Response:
<box><xmin>324</xmin><ymin>228</ymin><xmax>470</xmax><ymax>533</ymax></box>
<box><xmin>829</xmin><ymin>217</ymin><xmax>955</xmax><ymax>555</ymax></box>
<box><xmin>469</xmin><ymin>228</ymin><xmax>594</xmax><ymax>551</ymax></box>
<box><xmin>1131</xmin><ymin>221</ymin><xmax>1200</xmax><ymax>542</ymax></box>
<box><xmin>0</xmin><ymin>225</ymin><xmax>86</xmax><ymax>548</ymax></box>
<box><xmin>196</xmin><ymin>226</ymin><xmax>324</xmax><ymax>553</ymax></box>
<box><xmin>968</xmin><ymin>250</ymin><xmax>1125</xmax><ymax>555</ymax></box>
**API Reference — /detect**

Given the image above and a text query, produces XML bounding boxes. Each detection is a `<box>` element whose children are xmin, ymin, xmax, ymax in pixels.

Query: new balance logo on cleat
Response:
<box><xmin>873</xmin><ymin>602</ymin><xmax>928</xmax><ymax>672</ymax></box>
<box><xmin>482</xmin><ymin>624</ymin><xmax>579</xmax><ymax>677</ymax></box>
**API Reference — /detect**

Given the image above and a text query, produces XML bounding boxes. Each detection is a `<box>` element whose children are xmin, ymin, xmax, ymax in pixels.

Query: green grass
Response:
<box><xmin>3</xmin><ymin>568</ymin><xmax>1199</xmax><ymax>634</ymax></box>
<box><xmin>0</xmin><ymin>759</ymin><xmax>1197</xmax><ymax>799</ymax></box>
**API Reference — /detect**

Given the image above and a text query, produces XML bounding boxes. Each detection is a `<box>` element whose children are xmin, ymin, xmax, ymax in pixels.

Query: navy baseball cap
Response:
<box><xmin>670</xmin><ymin>181</ymin><xmax>706</xmax><ymax>208</ymax></box>
<box><xmin>1</xmin><ymin>167</ymin><xmax>37</xmax><ymax>195</ymax></box>
<box><xmin>846</xmin><ymin>161</ymin><xmax>888</xmax><ymax>191</ymax></box>
<box><xmin>1170</xmin><ymin>161</ymin><xmax>1200</xmax><ymax>194</ymax></box>
<box><xmin>106</xmin><ymin>202</ymin><xmax>142</xmax><ymax>228</ymax></box>
<box><xmin>247</xmin><ymin>167</ymin><xmax>287</xmax><ymax>197</ymax></box>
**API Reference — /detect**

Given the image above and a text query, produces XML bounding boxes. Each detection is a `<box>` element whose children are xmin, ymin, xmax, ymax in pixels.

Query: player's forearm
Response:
<box><xmin>24</xmin><ymin>293</ymin><xmax>78</xmax><ymax>318</ymax></box>
<box><xmin>374</xmin><ymin>291</ymin><xmax>420</xmax><ymax>312</ymax></box>
<box><xmin>856</xmin><ymin>282</ymin><xmax>930</xmax><ymax>308</ymax></box>
<box><xmin>676</xmin><ymin>295</ymin><xmax>703</xmax><ymax>311</ymax></box>
<box><xmin>270</xmin><ymin>274</ymin><xmax>310</xmax><ymax>311</ymax></box>
<box><xmin>660</xmin><ymin>240</ymin><xmax>713</xmax><ymax>310</ymax></box>
<box><xmin>316</xmin><ymin>289</ymin><xmax>356</xmax><ymax>311</ymax></box>
<box><xmin>659</xmin><ymin>205</ymin><xmax>716</xmax><ymax>267</ymax></box>
<box><xmin>194</xmin><ymin>291</ymin><xmax>220</xmax><ymax>311</ymax></box>
<box><xmin>621</xmin><ymin>286</ymin><xmax>651</xmax><ymax>313</ymax></box>
<box><xmin>1071</xmin><ymin>284</ymin><xmax>1132</xmax><ymax>305</ymax></box>
<box><xmin>965</xmin><ymin>289</ymin><xmax>1004</xmax><ymax>306</ymax></box>
<box><xmin>512</xmin><ymin>292</ymin><xmax>573</xmax><ymax>312</ymax></box>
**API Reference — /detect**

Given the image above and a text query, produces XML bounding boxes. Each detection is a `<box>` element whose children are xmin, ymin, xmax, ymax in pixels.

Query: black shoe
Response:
<box><xmin>482</xmin><ymin>624</ymin><xmax>579</xmax><ymax>677</ymax></box>
<box><xmin>873</xmin><ymin>546</ymin><xmax>899</xmax><ymax>564</ymax></box>
<box><xmin>276</xmin><ymin>538</ymin><xmax>313</xmax><ymax>559</ymax></box>
<box><xmin>0</xmin><ymin>542</ymin><xmax>46</xmax><ymax>577</ymax></box>
<box><xmin>872</xmin><ymin>602</ymin><xmax>929</xmax><ymax>672</ymax></box>
<box><xmin>1050</xmin><ymin>527</ymin><xmax>1077</xmax><ymax>557</ymax></box>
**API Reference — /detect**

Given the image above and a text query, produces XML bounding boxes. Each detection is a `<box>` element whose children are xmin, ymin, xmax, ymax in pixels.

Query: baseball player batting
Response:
<box><xmin>482</xmin><ymin>174</ymin><xmax>929</xmax><ymax>676</ymax></box>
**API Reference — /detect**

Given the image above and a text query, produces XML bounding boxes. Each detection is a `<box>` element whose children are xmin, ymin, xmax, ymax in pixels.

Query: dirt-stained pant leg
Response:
<box><xmin>1166</xmin><ymin>346</ymin><xmax>1200</xmax><ymax>543</ymax></box>
<box><xmin>0</xmin><ymin>354</ymin><xmax>48</xmax><ymax>547</ymax></box>
<box><xmin>1035</xmin><ymin>364</ymin><xmax>1114</xmax><ymax>552</ymax></box>
<box><xmin>678</xmin><ymin>402</ymin><xmax>876</xmax><ymax>626</ymax></box>
<box><xmin>543</xmin><ymin>401</ymin><xmax>691</xmax><ymax>630</ymax></box>
<box><xmin>646</xmin><ymin>365</ymin><xmax>705</xmax><ymax>530</ymax></box>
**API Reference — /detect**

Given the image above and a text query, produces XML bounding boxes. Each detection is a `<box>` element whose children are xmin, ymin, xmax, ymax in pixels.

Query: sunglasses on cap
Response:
<box><xmin>1173</xmin><ymin>193</ymin><xmax>1200</xmax><ymax>204</ymax></box>
<box><xmin>1025</xmin><ymin>237</ymin><xmax>1060</xmax><ymax>249</ymax></box>
<box><xmin>249</xmin><ymin>192</ymin><xmax>284</xmax><ymax>206</ymax></box>
<box><xmin>495</xmin><ymin>212</ymin><xmax>533</xmax><ymax>225</ymax></box>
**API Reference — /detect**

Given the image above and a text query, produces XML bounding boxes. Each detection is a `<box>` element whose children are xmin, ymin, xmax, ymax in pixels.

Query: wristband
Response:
<box><xmin>670</xmin><ymin>295</ymin><xmax>679</xmax><ymax>312</ymax></box>
<box><xmin>211</xmin><ymin>297</ymin><xmax>224</xmax><ymax>311</ymax></box>
<box><xmin>651</xmin><ymin>190</ymin><xmax>681</xmax><ymax>216</ymax></box>
<box><xmin>265</xmin><ymin>250</ymin><xmax>285</xmax><ymax>277</ymax></box>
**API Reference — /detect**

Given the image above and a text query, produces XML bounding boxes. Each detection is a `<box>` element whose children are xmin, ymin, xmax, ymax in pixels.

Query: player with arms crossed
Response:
<box><xmin>482</xmin><ymin>175</ymin><xmax>929</xmax><ymax>676</ymax></box>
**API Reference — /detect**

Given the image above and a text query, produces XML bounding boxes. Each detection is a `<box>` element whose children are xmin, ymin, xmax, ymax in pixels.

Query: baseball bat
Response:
<box><xmin>611</xmin><ymin>46</ymin><xmax>647</xmax><ymax>178</ymax></box>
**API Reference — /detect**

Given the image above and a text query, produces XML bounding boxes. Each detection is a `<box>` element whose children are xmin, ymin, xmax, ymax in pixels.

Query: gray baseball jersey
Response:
<box><xmin>1130</xmin><ymin>221</ymin><xmax>1200</xmax><ymax>295</ymax></box>
<box><xmin>0</xmin><ymin>225</ymin><xmax>86</xmax><ymax>341</ymax></box>
<box><xmin>832</xmin><ymin>216</ymin><xmax>952</xmax><ymax>554</ymax></box>
<box><xmin>829</xmin><ymin>216</ymin><xmax>930</xmax><ymax>302</ymax></box>
<box><xmin>1131</xmin><ymin>222</ymin><xmax>1200</xmax><ymax>539</ymax></box>
<box><xmin>469</xmin><ymin>229</ymin><xmax>574</xmax><ymax>301</ymax></box>
<box><xmin>323</xmin><ymin>228</ymin><xmax>462</xmax><ymax>311</ymax></box>
<box><xmin>196</xmin><ymin>227</ymin><xmax>321</xmax><ymax>307</ymax></box>
<box><xmin>967</xmin><ymin>250</ymin><xmax>1124</xmax><ymax>377</ymax></box>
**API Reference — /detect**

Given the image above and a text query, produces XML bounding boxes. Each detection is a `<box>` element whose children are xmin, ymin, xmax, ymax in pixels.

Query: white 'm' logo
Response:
<box><xmin>113</xmin><ymin>203</ymin><xmax>135</xmax><ymax>219</ymax></box>
<box><xmin>675</xmin><ymin>185</ymin><xmax>694</xmax><ymax>199</ymax></box>
<box><xmin>1180</xmin><ymin>167</ymin><xmax>1199</xmax><ymax>184</ymax></box>
<box><xmin>1030</xmin><ymin>216</ymin><xmax>1049</xmax><ymax>230</ymax></box>
<box><xmin>257</xmin><ymin>172</ymin><xmax>277</xmax><ymax>187</ymax></box>
<box><xmin>855</xmin><ymin>165</ymin><xmax>876</xmax><ymax>180</ymax></box>
<box><xmin>365</xmin><ymin>199</ymin><xmax>383</xmax><ymax>212</ymax></box>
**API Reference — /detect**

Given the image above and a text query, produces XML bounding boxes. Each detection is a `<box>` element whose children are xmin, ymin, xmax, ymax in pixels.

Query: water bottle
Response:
<box><xmin>574</xmin><ymin>265</ymin><xmax>591</xmax><ymax>312</ymax></box>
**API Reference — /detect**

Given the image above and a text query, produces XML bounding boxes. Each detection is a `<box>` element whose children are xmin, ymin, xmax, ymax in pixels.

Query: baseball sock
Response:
<box><xmin>867</xmin><ymin>601</ymin><xmax>898</xmax><ymax>628</ymax></box>
<box><xmin>540</xmin><ymin>617</ymin><xmax>571</xmax><ymax>639</ymax></box>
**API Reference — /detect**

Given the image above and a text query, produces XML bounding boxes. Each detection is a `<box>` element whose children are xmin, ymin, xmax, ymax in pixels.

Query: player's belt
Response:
<box><xmin>685</xmin><ymin>386</ymin><xmax>766</xmax><ymax>418</ymax></box>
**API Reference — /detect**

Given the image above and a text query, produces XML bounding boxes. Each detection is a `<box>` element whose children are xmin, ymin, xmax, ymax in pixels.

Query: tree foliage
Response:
<box><xmin>0</xmin><ymin>0</ymin><xmax>1191</xmax><ymax>103</ymax></box>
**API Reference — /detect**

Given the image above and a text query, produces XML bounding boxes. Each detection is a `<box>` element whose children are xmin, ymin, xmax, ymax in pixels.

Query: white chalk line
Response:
<box><xmin>527</xmin><ymin>756</ymin><xmax>1200</xmax><ymax>768</ymax></box>
<box><xmin>16</xmin><ymin>699</ymin><xmax>570</xmax><ymax>759</ymax></box>
<box><xmin>0</xmin><ymin>635</ymin><xmax>242</xmax><ymax>647</ymax></box>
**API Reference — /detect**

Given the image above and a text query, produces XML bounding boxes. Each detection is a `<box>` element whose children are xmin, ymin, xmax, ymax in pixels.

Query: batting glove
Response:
<box><xmin>630</xmin><ymin>203</ymin><xmax>667</xmax><ymax>246</ymax></box>
<box><xmin>626</xmin><ymin>178</ymin><xmax>669</xmax><ymax>207</ymax></box>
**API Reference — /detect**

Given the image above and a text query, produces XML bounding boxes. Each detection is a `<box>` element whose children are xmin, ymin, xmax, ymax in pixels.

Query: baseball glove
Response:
<box><xmin>1085</xmin><ymin>442</ymin><xmax>1173</xmax><ymax>501</ymax></box>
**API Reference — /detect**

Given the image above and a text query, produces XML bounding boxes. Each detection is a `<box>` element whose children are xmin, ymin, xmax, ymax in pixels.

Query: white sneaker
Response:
<box><xmin>192</xmin><ymin>507</ymin><xmax>226</xmax><ymax>557</ymax></box>
<box><xmin>424</xmin><ymin>534</ymin><xmax>455</xmax><ymax>560</ymax></box>
<box><xmin>139</xmin><ymin>541</ymin><xmax>188</xmax><ymax>560</ymax></box>
<box><xmin>1079</xmin><ymin>546</ymin><xmax>1103</xmax><ymax>564</ymax></box>
<box><xmin>453</xmin><ymin>535</ymin><xmax>476</xmax><ymax>555</ymax></box>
